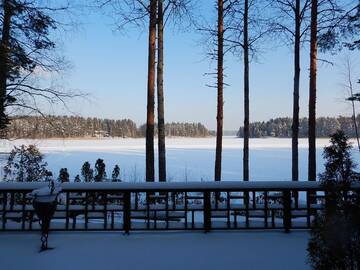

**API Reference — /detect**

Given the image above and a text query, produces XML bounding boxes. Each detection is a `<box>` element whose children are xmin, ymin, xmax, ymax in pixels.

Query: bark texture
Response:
<box><xmin>0</xmin><ymin>0</ymin><xmax>12</xmax><ymax>130</ymax></box>
<box><xmin>146</xmin><ymin>0</ymin><xmax>157</xmax><ymax>182</ymax></box>
<box><xmin>215</xmin><ymin>0</ymin><xmax>224</xmax><ymax>182</ymax></box>
<box><xmin>308</xmin><ymin>0</ymin><xmax>318</xmax><ymax>182</ymax></box>
<box><xmin>292</xmin><ymin>0</ymin><xmax>301</xmax><ymax>182</ymax></box>
<box><xmin>157</xmin><ymin>0</ymin><xmax>166</xmax><ymax>182</ymax></box>
<box><xmin>243</xmin><ymin>0</ymin><xmax>250</xmax><ymax>181</ymax></box>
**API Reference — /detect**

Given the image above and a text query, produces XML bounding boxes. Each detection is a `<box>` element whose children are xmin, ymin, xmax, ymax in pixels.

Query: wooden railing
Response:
<box><xmin>1</xmin><ymin>181</ymin><xmax>358</xmax><ymax>232</ymax></box>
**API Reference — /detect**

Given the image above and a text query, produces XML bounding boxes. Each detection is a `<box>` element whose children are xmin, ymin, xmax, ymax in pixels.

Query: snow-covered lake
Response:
<box><xmin>1</xmin><ymin>137</ymin><xmax>360</xmax><ymax>182</ymax></box>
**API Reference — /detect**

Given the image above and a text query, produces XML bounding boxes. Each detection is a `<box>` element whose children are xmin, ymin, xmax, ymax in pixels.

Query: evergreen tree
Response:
<box><xmin>0</xmin><ymin>0</ymin><xmax>75</xmax><ymax>134</ymax></box>
<box><xmin>3</xmin><ymin>144</ymin><xmax>50</xmax><ymax>182</ymax></box>
<box><xmin>74</xmin><ymin>174</ymin><xmax>81</xmax><ymax>182</ymax></box>
<box><xmin>81</xmin><ymin>161</ymin><xmax>93</xmax><ymax>182</ymax></box>
<box><xmin>58</xmin><ymin>168</ymin><xmax>69</xmax><ymax>183</ymax></box>
<box><xmin>111</xmin><ymin>165</ymin><xmax>120</xmax><ymax>182</ymax></box>
<box><xmin>307</xmin><ymin>130</ymin><xmax>360</xmax><ymax>269</ymax></box>
<box><xmin>94</xmin><ymin>158</ymin><xmax>106</xmax><ymax>182</ymax></box>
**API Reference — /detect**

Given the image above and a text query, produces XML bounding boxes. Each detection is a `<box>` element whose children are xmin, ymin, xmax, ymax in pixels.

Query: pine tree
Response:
<box><xmin>74</xmin><ymin>174</ymin><xmax>81</xmax><ymax>182</ymax></box>
<box><xmin>81</xmin><ymin>161</ymin><xmax>93</xmax><ymax>182</ymax></box>
<box><xmin>111</xmin><ymin>165</ymin><xmax>120</xmax><ymax>182</ymax></box>
<box><xmin>3</xmin><ymin>144</ymin><xmax>50</xmax><ymax>182</ymax></box>
<box><xmin>58</xmin><ymin>168</ymin><xmax>69</xmax><ymax>183</ymax></box>
<box><xmin>94</xmin><ymin>159</ymin><xmax>106</xmax><ymax>182</ymax></box>
<box><xmin>307</xmin><ymin>130</ymin><xmax>360</xmax><ymax>269</ymax></box>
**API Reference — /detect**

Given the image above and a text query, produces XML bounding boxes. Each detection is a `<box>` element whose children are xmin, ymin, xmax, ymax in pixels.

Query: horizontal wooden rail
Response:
<box><xmin>0</xmin><ymin>181</ymin><xmax>358</xmax><ymax>233</ymax></box>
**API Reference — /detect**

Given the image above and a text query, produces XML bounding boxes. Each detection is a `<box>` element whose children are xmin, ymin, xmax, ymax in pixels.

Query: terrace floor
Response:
<box><xmin>0</xmin><ymin>230</ymin><xmax>310</xmax><ymax>270</ymax></box>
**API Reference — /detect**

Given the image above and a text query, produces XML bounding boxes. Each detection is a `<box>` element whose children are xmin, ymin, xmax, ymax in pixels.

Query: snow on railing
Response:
<box><xmin>0</xmin><ymin>180</ymin><xmax>323</xmax><ymax>191</ymax></box>
<box><xmin>1</xmin><ymin>181</ymin><xmax>359</xmax><ymax>233</ymax></box>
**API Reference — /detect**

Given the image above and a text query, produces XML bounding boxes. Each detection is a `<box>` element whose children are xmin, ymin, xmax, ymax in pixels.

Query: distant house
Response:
<box><xmin>93</xmin><ymin>130</ymin><xmax>110</xmax><ymax>138</ymax></box>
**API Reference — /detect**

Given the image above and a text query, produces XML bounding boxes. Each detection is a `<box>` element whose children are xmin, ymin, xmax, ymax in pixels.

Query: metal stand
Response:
<box><xmin>33</xmin><ymin>200</ymin><xmax>57</xmax><ymax>252</ymax></box>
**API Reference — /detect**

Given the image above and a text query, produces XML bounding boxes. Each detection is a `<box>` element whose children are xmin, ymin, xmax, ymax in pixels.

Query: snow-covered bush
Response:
<box><xmin>112</xmin><ymin>165</ymin><xmax>120</xmax><ymax>182</ymax></box>
<box><xmin>307</xmin><ymin>130</ymin><xmax>360</xmax><ymax>269</ymax></box>
<box><xmin>58</xmin><ymin>168</ymin><xmax>70</xmax><ymax>183</ymax></box>
<box><xmin>3</xmin><ymin>145</ymin><xmax>51</xmax><ymax>182</ymax></box>
<box><xmin>94</xmin><ymin>159</ymin><xmax>106</xmax><ymax>182</ymax></box>
<box><xmin>81</xmin><ymin>161</ymin><xmax>93</xmax><ymax>182</ymax></box>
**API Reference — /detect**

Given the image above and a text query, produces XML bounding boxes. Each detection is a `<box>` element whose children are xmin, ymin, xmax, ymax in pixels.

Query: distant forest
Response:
<box><xmin>237</xmin><ymin>116</ymin><xmax>360</xmax><ymax>138</ymax></box>
<box><xmin>6</xmin><ymin>116</ymin><xmax>212</xmax><ymax>139</ymax></box>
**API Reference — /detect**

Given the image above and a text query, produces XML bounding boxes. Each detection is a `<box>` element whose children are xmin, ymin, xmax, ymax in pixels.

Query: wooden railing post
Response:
<box><xmin>204</xmin><ymin>191</ymin><xmax>211</xmax><ymax>232</ymax></box>
<box><xmin>2</xmin><ymin>192</ymin><xmax>6</xmax><ymax>230</ymax></box>
<box><xmin>123</xmin><ymin>191</ymin><xmax>131</xmax><ymax>234</ymax></box>
<box><xmin>283</xmin><ymin>190</ymin><xmax>291</xmax><ymax>233</ymax></box>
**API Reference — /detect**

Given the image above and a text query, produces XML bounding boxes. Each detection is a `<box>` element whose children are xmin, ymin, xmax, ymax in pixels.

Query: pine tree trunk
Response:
<box><xmin>146</xmin><ymin>0</ymin><xmax>157</xmax><ymax>182</ymax></box>
<box><xmin>243</xmin><ymin>0</ymin><xmax>250</xmax><ymax>181</ymax></box>
<box><xmin>292</xmin><ymin>0</ymin><xmax>300</xmax><ymax>182</ymax></box>
<box><xmin>157</xmin><ymin>0</ymin><xmax>166</xmax><ymax>182</ymax></box>
<box><xmin>308</xmin><ymin>0</ymin><xmax>318</xmax><ymax>182</ymax></box>
<box><xmin>215</xmin><ymin>0</ymin><xmax>224</xmax><ymax>182</ymax></box>
<box><xmin>0</xmin><ymin>0</ymin><xmax>11</xmax><ymax>130</ymax></box>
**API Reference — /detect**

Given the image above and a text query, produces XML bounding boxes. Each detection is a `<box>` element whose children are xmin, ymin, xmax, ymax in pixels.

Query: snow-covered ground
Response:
<box><xmin>1</xmin><ymin>137</ymin><xmax>360</xmax><ymax>182</ymax></box>
<box><xmin>0</xmin><ymin>231</ymin><xmax>310</xmax><ymax>270</ymax></box>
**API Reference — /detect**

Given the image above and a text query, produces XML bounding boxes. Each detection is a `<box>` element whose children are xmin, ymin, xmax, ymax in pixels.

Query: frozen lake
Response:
<box><xmin>1</xmin><ymin>137</ymin><xmax>360</xmax><ymax>182</ymax></box>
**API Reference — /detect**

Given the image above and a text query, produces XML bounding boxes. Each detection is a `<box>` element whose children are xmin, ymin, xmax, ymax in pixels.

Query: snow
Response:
<box><xmin>0</xmin><ymin>180</ymin><xmax>323</xmax><ymax>191</ymax></box>
<box><xmin>0</xmin><ymin>137</ymin><xmax>336</xmax><ymax>152</ymax></box>
<box><xmin>0</xmin><ymin>231</ymin><xmax>311</xmax><ymax>270</ymax></box>
<box><xmin>1</xmin><ymin>137</ymin><xmax>360</xmax><ymax>182</ymax></box>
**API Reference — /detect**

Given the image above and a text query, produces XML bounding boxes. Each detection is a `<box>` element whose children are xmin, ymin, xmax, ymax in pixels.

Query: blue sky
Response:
<box><xmin>55</xmin><ymin>2</ymin><xmax>360</xmax><ymax>130</ymax></box>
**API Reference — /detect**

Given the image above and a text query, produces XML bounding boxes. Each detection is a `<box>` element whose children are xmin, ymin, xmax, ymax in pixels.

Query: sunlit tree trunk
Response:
<box><xmin>146</xmin><ymin>0</ymin><xmax>157</xmax><ymax>182</ymax></box>
<box><xmin>157</xmin><ymin>0</ymin><xmax>166</xmax><ymax>182</ymax></box>
<box><xmin>215</xmin><ymin>0</ymin><xmax>224</xmax><ymax>182</ymax></box>
<box><xmin>292</xmin><ymin>0</ymin><xmax>300</xmax><ymax>182</ymax></box>
<box><xmin>0</xmin><ymin>0</ymin><xmax>11</xmax><ymax>130</ymax></box>
<box><xmin>243</xmin><ymin>0</ymin><xmax>249</xmax><ymax>181</ymax></box>
<box><xmin>308</xmin><ymin>0</ymin><xmax>318</xmax><ymax>182</ymax></box>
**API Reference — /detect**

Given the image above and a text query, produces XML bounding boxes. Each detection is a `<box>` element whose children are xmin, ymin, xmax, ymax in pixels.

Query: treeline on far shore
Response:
<box><xmin>5</xmin><ymin>115</ymin><xmax>213</xmax><ymax>139</ymax></box>
<box><xmin>237</xmin><ymin>116</ymin><xmax>360</xmax><ymax>138</ymax></box>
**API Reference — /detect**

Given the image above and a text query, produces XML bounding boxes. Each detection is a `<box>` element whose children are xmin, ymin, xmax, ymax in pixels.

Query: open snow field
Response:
<box><xmin>1</xmin><ymin>137</ymin><xmax>360</xmax><ymax>181</ymax></box>
<box><xmin>0</xmin><ymin>231</ymin><xmax>310</xmax><ymax>270</ymax></box>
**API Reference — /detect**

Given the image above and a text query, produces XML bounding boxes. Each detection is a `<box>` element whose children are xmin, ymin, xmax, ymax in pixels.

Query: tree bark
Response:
<box><xmin>308</xmin><ymin>0</ymin><xmax>318</xmax><ymax>182</ymax></box>
<box><xmin>146</xmin><ymin>0</ymin><xmax>157</xmax><ymax>182</ymax></box>
<box><xmin>0</xmin><ymin>0</ymin><xmax>12</xmax><ymax>130</ymax></box>
<box><xmin>243</xmin><ymin>0</ymin><xmax>250</xmax><ymax>181</ymax></box>
<box><xmin>157</xmin><ymin>0</ymin><xmax>166</xmax><ymax>182</ymax></box>
<box><xmin>292</xmin><ymin>0</ymin><xmax>301</xmax><ymax>182</ymax></box>
<box><xmin>215</xmin><ymin>0</ymin><xmax>224</xmax><ymax>182</ymax></box>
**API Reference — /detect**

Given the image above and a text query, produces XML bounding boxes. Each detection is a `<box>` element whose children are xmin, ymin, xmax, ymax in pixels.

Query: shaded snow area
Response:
<box><xmin>0</xmin><ymin>231</ymin><xmax>310</xmax><ymax>270</ymax></box>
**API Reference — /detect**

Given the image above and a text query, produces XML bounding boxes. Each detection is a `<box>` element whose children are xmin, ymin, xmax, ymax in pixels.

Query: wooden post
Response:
<box><xmin>123</xmin><ymin>191</ymin><xmax>131</xmax><ymax>234</ymax></box>
<box><xmin>204</xmin><ymin>191</ymin><xmax>211</xmax><ymax>232</ymax></box>
<box><xmin>2</xmin><ymin>192</ymin><xmax>6</xmax><ymax>230</ymax></box>
<box><xmin>283</xmin><ymin>190</ymin><xmax>292</xmax><ymax>233</ymax></box>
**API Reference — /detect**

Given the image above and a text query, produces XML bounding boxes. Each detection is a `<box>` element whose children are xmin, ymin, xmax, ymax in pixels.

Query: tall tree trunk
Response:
<box><xmin>0</xmin><ymin>0</ymin><xmax>11</xmax><ymax>130</ymax></box>
<box><xmin>146</xmin><ymin>0</ymin><xmax>157</xmax><ymax>182</ymax></box>
<box><xmin>292</xmin><ymin>0</ymin><xmax>300</xmax><ymax>182</ymax></box>
<box><xmin>157</xmin><ymin>0</ymin><xmax>166</xmax><ymax>182</ymax></box>
<box><xmin>346</xmin><ymin>60</ymin><xmax>360</xmax><ymax>151</ymax></box>
<box><xmin>243</xmin><ymin>0</ymin><xmax>249</xmax><ymax>181</ymax></box>
<box><xmin>215</xmin><ymin>0</ymin><xmax>224</xmax><ymax>182</ymax></box>
<box><xmin>308</xmin><ymin>0</ymin><xmax>318</xmax><ymax>182</ymax></box>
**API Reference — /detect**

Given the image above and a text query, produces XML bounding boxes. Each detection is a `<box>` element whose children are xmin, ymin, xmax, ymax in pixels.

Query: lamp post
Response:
<box><xmin>31</xmin><ymin>181</ymin><xmax>61</xmax><ymax>252</ymax></box>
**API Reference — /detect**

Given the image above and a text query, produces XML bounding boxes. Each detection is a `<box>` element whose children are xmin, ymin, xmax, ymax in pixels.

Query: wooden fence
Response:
<box><xmin>0</xmin><ymin>181</ymin><xmax>356</xmax><ymax>233</ymax></box>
